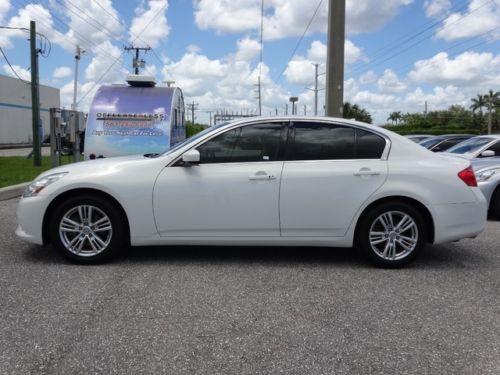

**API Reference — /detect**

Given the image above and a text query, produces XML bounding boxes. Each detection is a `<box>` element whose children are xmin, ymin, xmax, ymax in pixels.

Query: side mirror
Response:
<box><xmin>181</xmin><ymin>149</ymin><xmax>200</xmax><ymax>165</ymax></box>
<box><xmin>480</xmin><ymin>150</ymin><xmax>495</xmax><ymax>158</ymax></box>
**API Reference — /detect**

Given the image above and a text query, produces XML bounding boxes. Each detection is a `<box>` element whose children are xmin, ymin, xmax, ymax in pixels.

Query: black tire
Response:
<box><xmin>356</xmin><ymin>201</ymin><xmax>426</xmax><ymax>268</ymax></box>
<box><xmin>490</xmin><ymin>187</ymin><xmax>500</xmax><ymax>220</ymax></box>
<box><xmin>49</xmin><ymin>195</ymin><xmax>127</xmax><ymax>263</ymax></box>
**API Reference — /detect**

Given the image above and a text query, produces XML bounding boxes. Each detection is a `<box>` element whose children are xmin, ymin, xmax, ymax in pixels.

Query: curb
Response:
<box><xmin>0</xmin><ymin>182</ymin><xmax>30</xmax><ymax>201</ymax></box>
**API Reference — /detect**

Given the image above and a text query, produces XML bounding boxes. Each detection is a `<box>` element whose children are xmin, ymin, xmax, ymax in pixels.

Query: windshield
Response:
<box><xmin>419</xmin><ymin>138</ymin><xmax>442</xmax><ymax>149</ymax></box>
<box><xmin>446</xmin><ymin>137</ymin><xmax>493</xmax><ymax>154</ymax></box>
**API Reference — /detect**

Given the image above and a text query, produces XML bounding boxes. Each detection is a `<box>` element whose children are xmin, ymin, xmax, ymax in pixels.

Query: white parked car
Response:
<box><xmin>16</xmin><ymin>117</ymin><xmax>487</xmax><ymax>267</ymax></box>
<box><xmin>443</xmin><ymin>135</ymin><xmax>500</xmax><ymax>159</ymax></box>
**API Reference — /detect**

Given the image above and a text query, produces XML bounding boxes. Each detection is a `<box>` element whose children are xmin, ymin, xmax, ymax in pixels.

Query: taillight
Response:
<box><xmin>458</xmin><ymin>166</ymin><xmax>477</xmax><ymax>187</ymax></box>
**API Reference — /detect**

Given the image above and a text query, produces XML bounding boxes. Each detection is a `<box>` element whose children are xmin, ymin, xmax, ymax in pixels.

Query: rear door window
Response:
<box><xmin>288</xmin><ymin>122</ymin><xmax>385</xmax><ymax>160</ymax></box>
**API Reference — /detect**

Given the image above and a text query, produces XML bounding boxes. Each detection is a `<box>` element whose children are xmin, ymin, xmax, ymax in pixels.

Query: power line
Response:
<box><xmin>348</xmin><ymin>0</ymin><xmax>495</xmax><ymax>78</ymax></box>
<box><xmin>12</xmin><ymin>0</ymin><xmax>130</xmax><ymax>72</ymax></box>
<box><xmin>77</xmin><ymin>0</ymin><xmax>168</xmax><ymax>105</ymax></box>
<box><xmin>90</xmin><ymin>0</ymin><xmax>165</xmax><ymax>66</ymax></box>
<box><xmin>0</xmin><ymin>25</ymin><xmax>52</xmax><ymax>57</ymax></box>
<box><xmin>348</xmin><ymin>0</ymin><xmax>470</xmax><ymax>72</ymax></box>
<box><xmin>391</xmin><ymin>26</ymin><xmax>499</xmax><ymax>78</ymax></box>
<box><xmin>275</xmin><ymin>0</ymin><xmax>324</xmax><ymax>83</ymax></box>
<box><xmin>0</xmin><ymin>47</ymin><xmax>30</xmax><ymax>83</ymax></box>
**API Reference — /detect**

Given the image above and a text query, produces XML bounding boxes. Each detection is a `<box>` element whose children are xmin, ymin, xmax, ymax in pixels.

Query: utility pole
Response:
<box><xmin>285</xmin><ymin>104</ymin><xmax>288</xmax><ymax>115</ymax></box>
<box><xmin>314</xmin><ymin>63</ymin><xmax>319</xmax><ymax>116</ymax></box>
<box><xmin>424</xmin><ymin>100</ymin><xmax>428</xmax><ymax>119</ymax></box>
<box><xmin>255</xmin><ymin>77</ymin><xmax>262</xmax><ymax>116</ymax></box>
<box><xmin>124</xmin><ymin>46</ymin><xmax>151</xmax><ymax>74</ymax></box>
<box><xmin>207</xmin><ymin>111</ymin><xmax>213</xmax><ymax>126</ymax></box>
<box><xmin>187</xmin><ymin>101</ymin><xmax>199</xmax><ymax>124</ymax></box>
<box><xmin>72</xmin><ymin>45</ymin><xmax>84</xmax><ymax>110</ymax></box>
<box><xmin>325</xmin><ymin>0</ymin><xmax>345</xmax><ymax>117</ymax></box>
<box><xmin>304</xmin><ymin>104</ymin><xmax>307</xmax><ymax>115</ymax></box>
<box><xmin>289</xmin><ymin>97</ymin><xmax>298</xmax><ymax>115</ymax></box>
<box><xmin>30</xmin><ymin>20</ymin><xmax>41</xmax><ymax>167</ymax></box>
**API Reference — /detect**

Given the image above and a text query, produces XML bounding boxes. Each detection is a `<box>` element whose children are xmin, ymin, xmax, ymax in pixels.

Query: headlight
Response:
<box><xmin>476</xmin><ymin>169</ymin><xmax>498</xmax><ymax>182</ymax></box>
<box><xmin>23</xmin><ymin>172</ymin><xmax>68</xmax><ymax>197</ymax></box>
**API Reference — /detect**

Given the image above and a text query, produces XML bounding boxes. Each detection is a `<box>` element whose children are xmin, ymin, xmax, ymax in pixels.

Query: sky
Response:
<box><xmin>0</xmin><ymin>0</ymin><xmax>499</xmax><ymax>125</ymax></box>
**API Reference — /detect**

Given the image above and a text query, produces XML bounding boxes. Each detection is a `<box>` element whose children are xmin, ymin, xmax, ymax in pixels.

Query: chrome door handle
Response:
<box><xmin>249</xmin><ymin>174</ymin><xmax>276</xmax><ymax>181</ymax></box>
<box><xmin>354</xmin><ymin>169</ymin><xmax>381</xmax><ymax>176</ymax></box>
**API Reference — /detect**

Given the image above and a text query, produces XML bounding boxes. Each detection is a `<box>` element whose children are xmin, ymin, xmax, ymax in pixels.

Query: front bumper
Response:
<box><xmin>16</xmin><ymin>194</ymin><xmax>52</xmax><ymax>245</ymax></box>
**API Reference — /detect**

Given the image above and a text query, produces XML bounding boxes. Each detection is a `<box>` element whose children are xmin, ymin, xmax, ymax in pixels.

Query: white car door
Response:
<box><xmin>280</xmin><ymin>121</ymin><xmax>389</xmax><ymax>237</ymax></box>
<box><xmin>153</xmin><ymin>122</ymin><xmax>287</xmax><ymax>237</ymax></box>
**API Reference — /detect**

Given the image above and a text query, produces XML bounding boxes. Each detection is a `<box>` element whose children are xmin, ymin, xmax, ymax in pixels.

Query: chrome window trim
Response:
<box><xmin>167</xmin><ymin>118</ymin><xmax>392</xmax><ymax>167</ymax></box>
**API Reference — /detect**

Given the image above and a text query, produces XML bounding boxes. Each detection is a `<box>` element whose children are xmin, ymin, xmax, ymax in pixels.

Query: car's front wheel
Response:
<box><xmin>49</xmin><ymin>195</ymin><xmax>126</xmax><ymax>263</ymax></box>
<box><xmin>357</xmin><ymin>202</ymin><xmax>426</xmax><ymax>267</ymax></box>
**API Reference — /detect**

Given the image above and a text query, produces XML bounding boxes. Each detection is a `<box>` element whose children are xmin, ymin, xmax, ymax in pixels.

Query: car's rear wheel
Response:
<box><xmin>49</xmin><ymin>195</ymin><xmax>126</xmax><ymax>263</ymax></box>
<box><xmin>357</xmin><ymin>202</ymin><xmax>426</xmax><ymax>267</ymax></box>
<box><xmin>490</xmin><ymin>187</ymin><xmax>500</xmax><ymax>219</ymax></box>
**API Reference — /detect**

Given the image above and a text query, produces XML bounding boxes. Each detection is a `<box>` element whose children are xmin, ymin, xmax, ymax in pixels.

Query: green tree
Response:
<box><xmin>470</xmin><ymin>94</ymin><xmax>486</xmax><ymax>115</ymax></box>
<box><xmin>484</xmin><ymin>90</ymin><xmax>500</xmax><ymax>134</ymax></box>
<box><xmin>343</xmin><ymin>102</ymin><xmax>373</xmax><ymax>123</ymax></box>
<box><xmin>387</xmin><ymin>111</ymin><xmax>402</xmax><ymax>125</ymax></box>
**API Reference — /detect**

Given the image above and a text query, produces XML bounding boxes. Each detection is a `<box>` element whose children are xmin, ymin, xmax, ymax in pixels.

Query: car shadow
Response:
<box><xmin>22</xmin><ymin>242</ymin><xmax>489</xmax><ymax>270</ymax></box>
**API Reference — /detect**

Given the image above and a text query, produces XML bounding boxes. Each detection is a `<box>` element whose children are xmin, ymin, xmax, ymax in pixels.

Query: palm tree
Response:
<box><xmin>484</xmin><ymin>90</ymin><xmax>500</xmax><ymax>134</ymax></box>
<box><xmin>387</xmin><ymin>111</ymin><xmax>402</xmax><ymax>125</ymax></box>
<box><xmin>394</xmin><ymin>111</ymin><xmax>402</xmax><ymax>125</ymax></box>
<box><xmin>470</xmin><ymin>94</ymin><xmax>487</xmax><ymax>132</ymax></box>
<box><xmin>470</xmin><ymin>94</ymin><xmax>486</xmax><ymax>116</ymax></box>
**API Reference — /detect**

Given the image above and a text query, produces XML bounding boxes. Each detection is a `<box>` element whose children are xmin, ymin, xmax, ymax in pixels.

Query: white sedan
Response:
<box><xmin>16</xmin><ymin>117</ymin><xmax>487</xmax><ymax>267</ymax></box>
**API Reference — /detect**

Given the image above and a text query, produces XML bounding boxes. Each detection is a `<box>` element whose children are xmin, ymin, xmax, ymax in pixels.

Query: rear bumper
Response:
<box><xmin>430</xmin><ymin>189</ymin><xmax>487</xmax><ymax>244</ymax></box>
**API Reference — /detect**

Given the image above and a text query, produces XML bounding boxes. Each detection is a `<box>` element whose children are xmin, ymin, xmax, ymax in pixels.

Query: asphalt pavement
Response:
<box><xmin>0</xmin><ymin>197</ymin><xmax>499</xmax><ymax>374</ymax></box>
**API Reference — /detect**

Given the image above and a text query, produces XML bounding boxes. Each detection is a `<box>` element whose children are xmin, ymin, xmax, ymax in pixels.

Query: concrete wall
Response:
<box><xmin>0</xmin><ymin>74</ymin><xmax>60</xmax><ymax>146</ymax></box>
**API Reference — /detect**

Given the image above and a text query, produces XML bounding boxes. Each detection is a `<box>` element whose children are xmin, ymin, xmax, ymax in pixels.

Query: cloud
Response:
<box><xmin>162</xmin><ymin>52</ymin><xmax>226</xmax><ymax>96</ymax></box>
<box><xmin>0</xmin><ymin>0</ymin><xmax>10</xmax><ymax>23</ymax></box>
<box><xmin>129</xmin><ymin>0</ymin><xmax>170</xmax><ymax>48</ymax></box>
<box><xmin>377</xmin><ymin>69</ymin><xmax>407</xmax><ymax>93</ymax></box>
<box><xmin>61</xmin><ymin>80</ymin><xmax>99</xmax><ymax>110</ymax></box>
<box><xmin>61</xmin><ymin>0</ymin><xmax>123</xmax><ymax>53</ymax></box>
<box><xmin>236</xmin><ymin>38</ymin><xmax>261</xmax><ymax>61</ymax></box>
<box><xmin>194</xmin><ymin>0</ymin><xmax>260</xmax><ymax>34</ymax></box>
<box><xmin>84</xmin><ymin>40</ymin><xmax>127</xmax><ymax>82</ymax></box>
<box><xmin>435</xmin><ymin>0</ymin><xmax>500</xmax><ymax>41</ymax></box>
<box><xmin>2</xmin><ymin>64</ymin><xmax>31</xmax><ymax>81</ymax></box>
<box><xmin>359</xmin><ymin>71</ymin><xmax>377</xmax><ymax>85</ymax></box>
<box><xmin>283</xmin><ymin>40</ymin><xmax>364</xmax><ymax>85</ymax></box>
<box><xmin>194</xmin><ymin>0</ymin><xmax>414</xmax><ymax>39</ymax></box>
<box><xmin>0</xmin><ymin>3</ymin><xmax>66</xmax><ymax>49</ymax></box>
<box><xmin>408</xmin><ymin>51</ymin><xmax>500</xmax><ymax>87</ymax></box>
<box><xmin>186</xmin><ymin>44</ymin><xmax>202</xmax><ymax>53</ymax></box>
<box><xmin>424</xmin><ymin>0</ymin><xmax>451</xmax><ymax>19</ymax></box>
<box><xmin>53</xmin><ymin>66</ymin><xmax>72</xmax><ymax>79</ymax></box>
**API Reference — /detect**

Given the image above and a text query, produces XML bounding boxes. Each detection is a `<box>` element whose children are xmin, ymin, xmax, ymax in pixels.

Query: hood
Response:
<box><xmin>35</xmin><ymin>154</ymin><xmax>162</xmax><ymax>180</ymax></box>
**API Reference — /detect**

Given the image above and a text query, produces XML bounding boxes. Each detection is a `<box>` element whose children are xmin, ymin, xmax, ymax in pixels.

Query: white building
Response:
<box><xmin>0</xmin><ymin>74</ymin><xmax>60</xmax><ymax>147</ymax></box>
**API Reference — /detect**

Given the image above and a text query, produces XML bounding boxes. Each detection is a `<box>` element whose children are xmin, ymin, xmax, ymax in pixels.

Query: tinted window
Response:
<box><xmin>289</xmin><ymin>123</ymin><xmax>385</xmax><ymax>160</ymax></box>
<box><xmin>419</xmin><ymin>138</ymin><xmax>442</xmax><ymax>149</ymax></box>
<box><xmin>290</xmin><ymin>123</ymin><xmax>355</xmax><ymax>160</ymax></box>
<box><xmin>197</xmin><ymin>123</ymin><xmax>284</xmax><ymax>163</ymax></box>
<box><xmin>447</xmin><ymin>137</ymin><xmax>493</xmax><ymax>154</ymax></box>
<box><xmin>355</xmin><ymin>129</ymin><xmax>386</xmax><ymax>159</ymax></box>
<box><xmin>433</xmin><ymin>139</ymin><xmax>462</xmax><ymax>152</ymax></box>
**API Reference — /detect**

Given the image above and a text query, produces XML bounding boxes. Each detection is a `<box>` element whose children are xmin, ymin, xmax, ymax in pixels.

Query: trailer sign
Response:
<box><xmin>84</xmin><ymin>85</ymin><xmax>185</xmax><ymax>159</ymax></box>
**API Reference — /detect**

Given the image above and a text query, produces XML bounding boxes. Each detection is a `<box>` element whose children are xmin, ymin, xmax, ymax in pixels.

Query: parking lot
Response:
<box><xmin>1</xmin><ymin>197</ymin><xmax>499</xmax><ymax>374</ymax></box>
